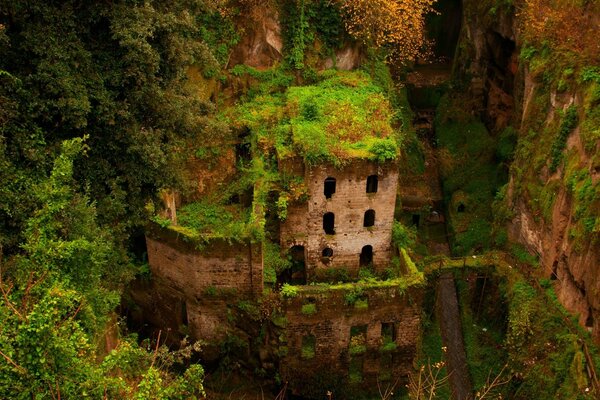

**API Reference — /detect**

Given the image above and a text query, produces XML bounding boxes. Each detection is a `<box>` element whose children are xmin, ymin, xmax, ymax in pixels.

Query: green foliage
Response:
<box><xmin>230</xmin><ymin>70</ymin><xmax>401</xmax><ymax>167</ymax></box>
<box><xmin>301</xmin><ymin>335</ymin><xmax>316</xmax><ymax>359</ymax></box>
<box><xmin>0</xmin><ymin>139</ymin><xmax>204</xmax><ymax>399</ymax></box>
<box><xmin>301</xmin><ymin>303</ymin><xmax>317</xmax><ymax>315</ymax></box>
<box><xmin>263</xmin><ymin>242</ymin><xmax>291</xmax><ymax>285</ymax></box>
<box><xmin>281</xmin><ymin>283</ymin><xmax>299</xmax><ymax>298</ymax></box>
<box><xmin>0</xmin><ymin>0</ymin><xmax>226</xmax><ymax>251</ymax></box>
<box><xmin>510</xmin><ymin>244</ymin><xmax>539</xmax><ymax>266</ymax></box>
<box><xmin>393</xmin><ymin>221</ymin><xmax>417</xmax><ymax>249</ymax></box>
<box><xmin>550</xmin><ymin>105</ymin><xmax>579</xmax><ymax>171</ymax></box>
<box><xmin>175</xmin><ymin>200</ymin><xmax>254</xmax><ymax>242</ymax></box>
<box><xmin>496</xmin><ymin>126</ymin><xmax>518</xmax><ymax>162</ymax></box>
<box><xmin>196</xmin><ymin>5</ymin><xmax>240</xmax><ymax>69</ymax></box>
<box><xmin>281</xmin><ymin>0</ymin><xmax>345</xmax><ymax>71</ymax></box>
<box><xmin>435</xmin><ymin>94</ymin><xmax>500</xmax><ymax>255</ymax></box>
<box><xmin>344</xmin><ymin>287</ymin><xmax>365</xmax><ymax>306</ymax></box>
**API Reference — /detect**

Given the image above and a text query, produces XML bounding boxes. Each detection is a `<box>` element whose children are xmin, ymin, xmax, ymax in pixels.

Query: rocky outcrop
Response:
<box><xmin>459</xmin><ymin>0</ymin><xmax>600</xmax><ymax>341</ymax></box>
<box><xmin>228</xmin><ymin>8</ymin><xmax>283</xmax><ymax>69</ymax></box>
<box><xmin>508</xmin><ymin>116</ymin><xmax>600</xmax><ymax>342</ymax></box>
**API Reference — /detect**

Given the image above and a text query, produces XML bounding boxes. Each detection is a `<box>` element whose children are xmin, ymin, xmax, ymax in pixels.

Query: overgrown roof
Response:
<box><xmin>228</xmin><ymin>70</ymin><xmax>401</xmax><ymax>167</ymax></box>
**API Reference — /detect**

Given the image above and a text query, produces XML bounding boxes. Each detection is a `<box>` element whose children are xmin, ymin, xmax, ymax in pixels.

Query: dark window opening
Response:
<box><xmin>586</xmin><ymin>309</ymin><xmax>594</xmax><ymax>328</ymax></box>
<box><xmin>366</xmin><ymin>175</ymin><xmax>378</xmax><ymax>193</ymax></box>
<box><xmin>412</xmin><ymin>214</ymin><xmax>420</xmax><ymax>227</ymax></box>
<box><xmin>551</xmin><ymin>261</ymin><xmax>558</xmax><ymax>280</ymax></box>
<box><xmin>349</xmin><ymin>357</ymin><xmax>364</xmax><ymax>383</ymax></box>
<box><xmin>181</xmin><ymin>301</ymin><xmax>188</xmax><ymax>326</ymax></box>
<box><xmin>235</xmin><ymin>130</ymin><xmax>252</xmax><ymax>165</ymax></box>
<box><xmin>324</xmin><ymin>177</ymin><xmax>336</xmax><ymax>199</ymax></box>
<box><xmin>360</xmin><ymin>245</ymin><xmax>373</xmax><ymax>267</ymax></box>
<box><xmin>278</xmin><ymin>245</ymin><xmax>306</xmax><ymax>285</ymax></box>
<box><xmin>457</xmin><ymin>203</ymin><xmax>466</xmax><ymax>213</ymax></box>
<box><xmin>301</xmin><ymin>334</ymin><xmax>316</xmax><ymax>359</ymax></box>
<box><xmin>322</xmin><ymin>247</ymin><xmax>333</xmax><ymax>257</ymax></box>
<box><xmin>381</xmin><ymin>322</ymin><xmax>396</xmax><ymax>343</ymax></box>
<box><xmin>363</xmin><ymin>209</ymin><xmax>375</xmax><ymax>227</ymax></box>
<box><xmin>323</xmin><ymin>212</ymin><xmax>335</xmax><ymax>234</ymax></box>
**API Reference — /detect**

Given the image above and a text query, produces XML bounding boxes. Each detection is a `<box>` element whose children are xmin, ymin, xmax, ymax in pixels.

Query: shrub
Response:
<box><xmin>281</xmin><ymin>284</ymin><xmax>299</xmax><ymax>298</ymax></box>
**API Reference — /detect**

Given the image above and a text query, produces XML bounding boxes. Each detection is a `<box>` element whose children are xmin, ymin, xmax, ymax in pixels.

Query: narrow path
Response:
<box><xmin>437</xmin><ymin>272</ymin><xmax>473</xmax><ymax>400</ymax></box>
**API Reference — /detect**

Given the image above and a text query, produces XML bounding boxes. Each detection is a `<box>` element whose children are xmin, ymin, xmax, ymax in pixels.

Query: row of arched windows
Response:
<box><xmin>323</xmin><ymin>210</ymin><xmax>375</xmax><ymax>235</ymax></box>
<box><xmin>323</xmin><ymin>175</ymin><xmax>378</xmax><ymax>199</ymax></box>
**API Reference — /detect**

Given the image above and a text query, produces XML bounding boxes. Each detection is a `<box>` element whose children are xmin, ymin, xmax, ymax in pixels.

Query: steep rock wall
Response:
<box><xmin>457</xmin><ymin>0</ymin><xmax>600</xmax><ymax>340</ymax></box>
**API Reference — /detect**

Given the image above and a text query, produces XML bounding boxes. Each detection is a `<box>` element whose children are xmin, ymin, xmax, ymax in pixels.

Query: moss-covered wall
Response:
<box><xmin>279</xmin><ymin>284</ymin><xmax>423</xmax><ymax>395</ymax></box>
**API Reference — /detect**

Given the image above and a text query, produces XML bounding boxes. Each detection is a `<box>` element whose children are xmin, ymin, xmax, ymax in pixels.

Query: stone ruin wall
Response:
<box><xmin>280</xmin><ymin>285</ymin><xmax>423</xmax><ymax>391</ymax></box>
<box><xmin>281</xmin><ymin>159</ymin><xmax>399</xmax><ymax>279</ymax></box>
<box><xmin>142</xmin><ymin>232</ymin><xmax>263</xmax><ymax>341</ymax></box>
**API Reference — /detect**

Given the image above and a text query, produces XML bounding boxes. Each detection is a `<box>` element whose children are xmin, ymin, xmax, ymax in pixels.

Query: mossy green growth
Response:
<box><xmin>301</xmin><ymin>303</ymin><xmax>317</xmax><ymax>315</ymax></box>
<box><xmin>435</xmin><ymin>93</ymin><xmax>499</xmax><ymax>254</ymax></box>
<box><xmin>228</xmin><ymin>70</ymin><xmax>401</xmax><ymax>167</ymax></box>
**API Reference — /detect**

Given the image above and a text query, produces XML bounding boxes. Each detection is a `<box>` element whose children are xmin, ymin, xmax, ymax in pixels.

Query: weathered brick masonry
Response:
<box><xmin>280</xmin><ymin>284</ymin><xmax>423</xmax><ymax>391</ymax></box>
<box><xmin>144</xmin><ymin>228</ymin><xmax>262</xmax><ymax>340</ymax></box>
<box><xmin>281</xmin><ymin>159</ymin><xmax>399</xmax><ymax>279</ymax></box>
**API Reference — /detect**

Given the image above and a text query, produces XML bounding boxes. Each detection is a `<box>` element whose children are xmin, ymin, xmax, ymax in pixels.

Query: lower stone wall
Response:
<box><xmin>279</xmin><ymin>284</ymin><xmax>423</xmax><ymax>396</ymax></box>
<box><xmin>146</xmin><ymin>231</ymin><xmax>263</xmax><ymax>298</ymax></box>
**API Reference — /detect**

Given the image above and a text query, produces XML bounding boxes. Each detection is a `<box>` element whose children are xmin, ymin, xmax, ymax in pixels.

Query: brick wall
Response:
<box><xmin>281</xmin><ymin>159</ymin><xmax>399</xmax><ymax>279</ymax></box>
<box><xmin>146</xmin><ymin>234</ymin><xmax>263</xmax><ymax>298</ymax></box>
<box><xmin>279</xmin><ymin>284</ymin><xmax>423</xmax><ymax>392</ymax></box>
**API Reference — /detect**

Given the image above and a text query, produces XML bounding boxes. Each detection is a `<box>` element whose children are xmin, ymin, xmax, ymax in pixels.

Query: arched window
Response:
<box><xmin>322</xmin><ymin>247</ymin><xmax>333</xmax><ymax>257</ymax></box>
<box><xmin>366</xmin><ymin>175</ymin><xmax>378</xmax><ymax>193</ymax></box>
<box><xmin>324</xmin><ymin>177</ymin><xmax>336</xmax><ymax>199</ymax></box>
<box><xmin>363</xmin><ymin>209</ymin><xmax>375</xmax><ymax>227</ymax></box>
<box><xmin>360</xmin><ymin>245</ymin><xmax>373</xmax><ymax>267</ymax></box>
<box><xmin>323</xmin><ymin>212</ymin><xmax>335</xmax><ymax>235</ymax></box>
<box><xmin>457</xmin><ymin>203</ymin><xmax>466</xmax><ymax>213</ymax></box>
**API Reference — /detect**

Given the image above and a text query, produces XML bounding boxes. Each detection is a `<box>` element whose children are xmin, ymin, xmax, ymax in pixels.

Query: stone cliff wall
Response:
<box><xmin>458</xmin><ymin>0</ymin><xmax>600</xmax><ymax>341</ymax></box>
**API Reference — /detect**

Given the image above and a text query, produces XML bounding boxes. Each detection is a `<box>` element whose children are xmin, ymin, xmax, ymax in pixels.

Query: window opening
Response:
<box><xmin>324</xmin><ymin>177</ymin><xmax>336</xmax><ymax>199</ymax></box>
<box><xmin>366</xmin><ymin>175</ymin><xmax>378</xmax><ymax>193</ymax></box>
<box><xmin>301</xmin><ymin>335</ymin><xmax>316</xmax><ymax>359</ymax></box>
<box><xmin>322</xmin><ymin>247</ymin><xmax>333</xmax><ymax>257</ymax></box>
<box><xmin>323</xmin><ymin>212</ymin><xmax>335</xmax><ymax>234</ymax></box>
<box><xmin>349</xmin><ymin>325</ymin><xmax>367</xmax><ymax>356</ymax></box>
<box><xmin>181</xmin><ymin>300</ymin><xmax>188</xmax><ymax>326</ymax></box>
<box><xmin>359</xmin><ymin>245</ymin><xmax>373</xmax><ymax>267</ymax></box>
<box><xmin>381</xmin><ymin>322</ymin><xmax>396</xmax><ymax>343</ymax></box>
<box><xmin>277</xmin><ymin>245</ymin><xmax>306</xmax><ymax>285</ymax></box>
<box><xmin>363</xmin><ymin>209</ymin><xmax>375</xmax><ymax>227</ymax></box>
<box><xmin>457</xmin><ymin>203</ymin><xmax>466</xmax><ymax>213</ymax></box>
<box><xmin>412</xmin><ymin>214</ymin><xmax>420</xmax><ymax>227</ymax></box>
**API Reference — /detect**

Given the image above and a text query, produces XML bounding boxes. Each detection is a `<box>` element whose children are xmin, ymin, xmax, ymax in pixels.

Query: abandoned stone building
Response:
<box><xmin>280</xmin><ymin>158</ymin><xmax>400</xmax><ymax>283</ymax></box>
<box><xmin>136</xmin><ymin>70</ymin><xmax>425</xmax><ymax>393</ymax></box>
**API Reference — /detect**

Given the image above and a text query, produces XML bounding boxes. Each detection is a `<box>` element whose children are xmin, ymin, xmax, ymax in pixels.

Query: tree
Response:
<box><xmin>336</xmin><ymin>0</ymin><xmax>437</xmax><ymax>63</ymax></box>
<box><xmin>0</xmin><ymin>138</ymin><xmax>205</xmax><ymax>399</ymax></box>
<box><xmin>0</xmin><ymin>0</ymin><xmax>228</xmax><ymax>252</ymax></box>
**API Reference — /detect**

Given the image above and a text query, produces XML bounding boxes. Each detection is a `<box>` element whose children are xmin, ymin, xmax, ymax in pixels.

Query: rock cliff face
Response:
<box><xmin>458</xmin><ymin>1</ymin><xmax>600</xmax><ymax>341</ymax></box>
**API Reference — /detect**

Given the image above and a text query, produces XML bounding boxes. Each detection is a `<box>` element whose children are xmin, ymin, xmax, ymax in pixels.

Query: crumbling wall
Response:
<box><xmin>142</xmin><ymin>230</ymin><xmax>263</xmax><ymax>341</ymax></box>
<box><xmin>281</xmin><ymin>159</ymin><xmax>399</xmax><ymax>279</ymax></box>
<box><xmin>279</xmin><ymin>285</ymin><xmax>423</xmax><ymax>393</ymax></box>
